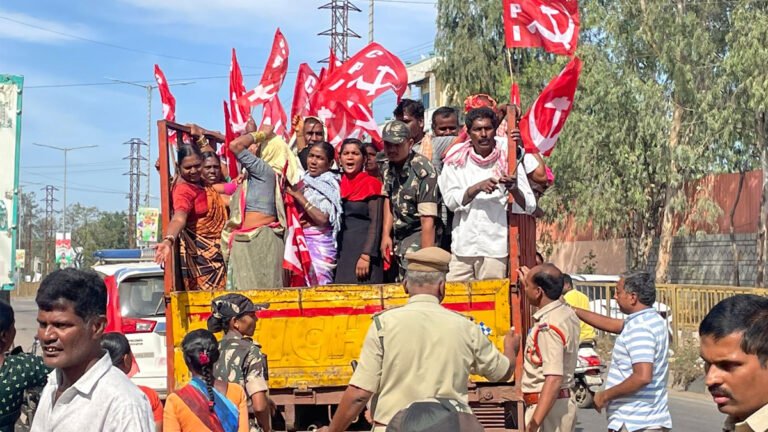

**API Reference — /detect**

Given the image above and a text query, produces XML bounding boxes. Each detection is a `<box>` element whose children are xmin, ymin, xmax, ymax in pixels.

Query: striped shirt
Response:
<box><xmin>606</xmin><ymin>308</ymin><xmax>672</xmax><ymax>432</ymax></box>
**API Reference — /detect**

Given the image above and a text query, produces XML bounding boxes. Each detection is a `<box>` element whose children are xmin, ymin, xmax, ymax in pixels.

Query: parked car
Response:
<box><xmin>93</xmin><ymin>249</ymin><xmax>167</xmax><ymax>398</ymax></box>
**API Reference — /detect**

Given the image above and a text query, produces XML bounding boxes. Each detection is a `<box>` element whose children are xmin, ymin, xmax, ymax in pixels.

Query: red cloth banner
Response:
<box><xmin>262</xmin><ymin>96</ymin><xmax>288</xmax><ymax>140</ymax></box>
<box><xmin>153</xmin><ymin>64</ymin><xmax>178</xmax><ymax>144</ymax></box>
<box><xmin>510</xmin><ymin>82</ymin><xmax>521</xmax><ymax>107</ymax></box>
<box><xmin>229</xmin><ymin>48</ymin><xmax>250</xmax><ymax>133</ymax></box>
<box><xmin>312</xmin><ymin>42</ymin><xmax>407</xmax><ymax>146</ymax></box>
<box><xmin>503</xmin><ymin>0</ymin><xmax>579</xmax><ymax>56</ymax></box>
<box><xmin>239</xmin><ymin>29</ymin><xmax>290</xmax><ymax>110</ymax></box>
<box><xmin>519</xmin><ymin>57</ymin><xmax>582</xmax><ymax>156</ymax></box>
<box><xmin>290</xmin><ymin>63</ymin><xmax>320</xmax><ymax>120</ymax></box>
<box><xmin>222</xmin><ymin>101</ymin><xmax>239</xmax><ymax>180</ymax></box>
<box><xmin>282</xmin><ymin>191</ymin><xmax>317</xmax><ymax>287</ymax></box>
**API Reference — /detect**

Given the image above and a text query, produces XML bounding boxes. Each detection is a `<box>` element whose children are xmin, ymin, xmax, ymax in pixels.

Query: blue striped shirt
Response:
<box><xmin>605</xmin><ymin>308</ymin><xmax>672</xmax><ymax>431</ymax></box>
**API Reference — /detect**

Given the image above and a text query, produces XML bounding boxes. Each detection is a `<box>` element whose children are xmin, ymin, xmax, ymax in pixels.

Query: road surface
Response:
<box><xmin>576</xmin><ymin>390</ymin><xmax>725</xmax><ymax>431</ymax></box>
<box><xmin>11</xmin><ymin>297</ymin><xmax>727</xmax><ymax>431</ymax></box>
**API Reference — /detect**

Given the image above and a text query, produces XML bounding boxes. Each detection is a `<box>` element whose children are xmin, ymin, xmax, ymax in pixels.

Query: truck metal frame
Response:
<box><xmin>157</xmin><ymin>120</ymin><xmax>538</xmax><ymax>431</ymax></box>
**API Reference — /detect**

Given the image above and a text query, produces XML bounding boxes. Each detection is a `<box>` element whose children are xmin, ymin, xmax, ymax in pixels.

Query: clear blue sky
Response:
<box><xmin>1</xmin><ymin>0</ymin><xmax>437</xmax><ymax>213</ymax></box>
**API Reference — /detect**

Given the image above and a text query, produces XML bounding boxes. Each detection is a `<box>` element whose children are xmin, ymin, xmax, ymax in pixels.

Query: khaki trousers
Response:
<box><xmin>524</xmin><ymin>398</ymin><xmax>577</xmax><ymax>432</ymax></box>
<box><xmin>447</xmin><ymin>255</ymin><xmax>508</xmax><ymax>281</ymax></box>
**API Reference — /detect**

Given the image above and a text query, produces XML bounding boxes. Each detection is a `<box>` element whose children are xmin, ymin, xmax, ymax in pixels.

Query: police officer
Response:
<box><xmin>518</xmin><ymin>264</ymin><xmax>580</xmax><ymax>432</ymax></box>
<box><xmin>207</xmin><ymin>293</ymin><xmax>272</xmax><ymax>432</ymax></box>
<box><xmin>322</xmin><ymin>247</ymin><xmax>517</xmax><ymax>432</ymax></box>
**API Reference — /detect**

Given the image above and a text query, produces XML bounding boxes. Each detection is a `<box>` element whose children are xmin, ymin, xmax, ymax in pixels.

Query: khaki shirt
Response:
<box><xmin>349</xmin><ymin>294</ymin><xmax>511</xmax><ymax>426</ymax></box>
<box><xmin>521</xmin><ymin>300</ymin><xmax>580</xmax><ymax>393</ymax></box>
<box><xmin>724</xmin><ymin>404</ymin><xmax>768</xmax><ymax>432</ymax></box>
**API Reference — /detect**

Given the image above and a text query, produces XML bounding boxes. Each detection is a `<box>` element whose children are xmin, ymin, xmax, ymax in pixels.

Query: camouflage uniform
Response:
<box><xmin>382</xmin><ymin>151</ymin><xmax>442</xmax><ymax>280</ymax></box>
<box><xmin>214</xmin><ymin>332</ymin><xmax>269</xmax><ymax>432</ymax></box>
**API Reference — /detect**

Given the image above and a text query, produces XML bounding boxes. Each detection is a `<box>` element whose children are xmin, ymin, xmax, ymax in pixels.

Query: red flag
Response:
<box><xmin>328</xmin><ymin>49</ymin><xmax>341</xmax><ymax>76</ymax></box>
<box><xmin>312</xmin><ymin>43</ymin><xmax>407</xmax><ymax>145</ymax></box>
<box><xmin>283</xmin><ymin>189</ymin><xmax>317</xmax><ymax>287</ymax></box>
<box><xmin>153</xmin><ymin>64</ymin><xmax>178</xmax><ymax>144</ymax></box>
<box><xmin>239</xmin><ymin>29</ymin><xmax>290</xmax><ymax>109</ymax></box>
<box><xmin>510</xmin><ymin>82</ymin><xmax>521</xmax><ymax>107</ymax></box>
<box><xmin>229</xmin><ymin>48</ymin><xmax>250</xmax><ymax>133</ymax></box>
<box><xmin>222</xmin><ymin>101</ymin><xmax>239</xmax><ymax>180</ymax></box>
<box><xmin>262</xmin><ymin>96</ymin><xmax>288</xmax><ymax>140</ymax></box>
<box><xmin>315</xmin><ymin>42</ymin><xmax>408</xmax><ymax>108</ymax></box>
<box><xmin>519</xmin><ymin>57</ymin><xmax>582</xmax><ymax>156</ymax></box>
<box><xmin>290</xmin><ymin>63</ymin><xmax>320</xmax><ymax>120</ymax></box>
<box><xmin>321</xmin><ymin>102</ymin><xmax>382</xmax><ymax>150</ymax></box>
<box><xmin>503</xmin><ymin>0</ymin><xmax>579</xmax><ymax>56</ymax></box>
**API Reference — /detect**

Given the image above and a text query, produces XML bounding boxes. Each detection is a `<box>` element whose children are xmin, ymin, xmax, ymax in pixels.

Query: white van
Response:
<box><xmin>93</xmin><ymin>256</ymin><xmax>167</xmax><ymax>398</ymax></box>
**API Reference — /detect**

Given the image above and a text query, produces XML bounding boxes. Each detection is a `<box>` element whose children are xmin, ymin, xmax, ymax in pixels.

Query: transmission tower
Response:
<box><xmin>42</xmin><ymin>185</ymin><xmax>58</xmax><ymax>275</ymax></box>
<box><xmin>124</xmin><ymin>138</ymin><xmax>147</xmax><ymax>248</ymax></box>
<box><xmin>319</xmin><ymin>0</ymin><xmax>361</xmax><ymax>62</ymax></box>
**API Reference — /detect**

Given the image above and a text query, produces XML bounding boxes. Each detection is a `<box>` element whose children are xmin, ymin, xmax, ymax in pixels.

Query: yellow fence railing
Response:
<box><xmin>573</xmin><ymin>281</ymin><xmax>768</xmax><ymax>346</ymax></box>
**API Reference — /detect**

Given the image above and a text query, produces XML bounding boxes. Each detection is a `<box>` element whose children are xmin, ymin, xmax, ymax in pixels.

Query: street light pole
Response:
<box><xmin>108</xmin><ymin>78</ymin><xmax>195</xmax><ymax>207</ymax></box>
<box><xmin>32</xmin><ymin>143</ymin><xmax>98</xmax><ymax>229</ymax></box>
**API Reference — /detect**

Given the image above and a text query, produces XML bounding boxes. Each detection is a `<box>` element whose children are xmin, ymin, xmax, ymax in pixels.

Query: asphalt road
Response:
<box><xmin>10</xmin><ymin>297</ymin><xmax>39</xmax><ymax>352</ymax></box>
<box><xmin>575</xmin><ymin>390</ymin><xmax>726</xmax><ymax>431</ymax></box>
<box><xmin>10</xmin><ymin>298</ymin><xmax>727</xmax><ymax>431</ymax></box>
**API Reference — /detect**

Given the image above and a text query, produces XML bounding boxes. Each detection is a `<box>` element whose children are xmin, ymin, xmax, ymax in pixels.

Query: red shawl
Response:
<box><xmin>340</xmin><ymin>171</ymin><xmax>382</xmax><ymax>202</ymax></box>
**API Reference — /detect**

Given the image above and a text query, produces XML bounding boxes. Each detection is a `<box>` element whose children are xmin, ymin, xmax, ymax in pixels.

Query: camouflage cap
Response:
<box><xmin>386</xmin><ymin>398</ymin><xmax>484</xmax><ymax>432</ymax></box>
<box><xmin>207</xmin><ymin>293</ymin><xmax>268</xmax><ymax>333</ymax></box>
<box><xmin>382</xmin><ymin>120</ymin><xmax>411</xmax><ymax>144</ymax></box>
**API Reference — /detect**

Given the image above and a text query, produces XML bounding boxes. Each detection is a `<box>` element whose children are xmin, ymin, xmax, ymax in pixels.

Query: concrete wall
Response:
<box><xmin>549</xmin><ymin>234</ymin><xmax>759</xmax><ymax>286</ymax></box>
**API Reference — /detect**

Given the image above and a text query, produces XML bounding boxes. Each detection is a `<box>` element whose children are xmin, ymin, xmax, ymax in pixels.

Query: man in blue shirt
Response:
<box><xmin>572</xmin><ymin>271</ymin><xmax>672</xmax><ymax>432</ymax></box>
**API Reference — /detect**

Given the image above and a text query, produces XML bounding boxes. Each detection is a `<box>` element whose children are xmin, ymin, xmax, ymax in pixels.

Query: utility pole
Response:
<box><xmin>42</xmin><ymin>185</ymin><xmax>58</xmax><ymax>275</ymax></box>
<box><xmin>108</xmin><ymin>78</ymin><xmax>195</xmax><ymax>207</ymax></box>
<box><xmin>319</xmin><ymin>0</ymin><xmax>361</xmax><ymax>62</ymax></box>
<box><xmin>32</xmin><ymin>143</ymin><xmax>97</xmax><ymax>230</ymax></box>
<box><xmin>124</xmin><ymin>138</ymin><xmax>147</xmax><ymax>248</ymax></box>
<box><xmin>369</xmin><ymin>0</ymin><xmax>374</xmax><ymax>43</ymax></box>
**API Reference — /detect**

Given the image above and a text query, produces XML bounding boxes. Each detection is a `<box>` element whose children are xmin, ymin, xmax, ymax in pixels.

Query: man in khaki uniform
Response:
<box><xmin>321</xmin><ymin>247</ymin><xmax>517</xmax><ymax>432</ymax></box>
<box><xmin>518</xmin><ymin>264</ymin><xmax>580</xmax><ymax>432</ymax></box>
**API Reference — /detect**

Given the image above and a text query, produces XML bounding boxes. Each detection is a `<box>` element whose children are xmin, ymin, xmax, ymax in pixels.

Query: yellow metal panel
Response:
<box><xmin>170</xmin><ymin>280</ymin><xmax>511</xmax><ymax>391</ymax></box>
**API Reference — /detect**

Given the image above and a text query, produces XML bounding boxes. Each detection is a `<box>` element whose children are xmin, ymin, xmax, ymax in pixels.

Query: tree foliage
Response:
<box><xmin>18</xmin><ymin>196</ymin><xmax>129</xmax><ymax>273</ymax></box>
<box><xmin>435</xmin><ymin>0</ymin><xmax>761</xmax><ymax>277</ymax></box>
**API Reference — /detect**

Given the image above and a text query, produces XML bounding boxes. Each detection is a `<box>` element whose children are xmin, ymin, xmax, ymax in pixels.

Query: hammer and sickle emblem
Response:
<box><xmin>527</xmin><ymin>5</ymin><xmax>575</xmax><ymax>50</ymax></box>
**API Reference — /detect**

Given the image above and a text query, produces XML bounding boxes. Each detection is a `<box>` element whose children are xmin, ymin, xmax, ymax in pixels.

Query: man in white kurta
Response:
<box><xmin>439</xmin><ymin>107</ymin><xmax>536</xmax><ymax>281</ymax></box>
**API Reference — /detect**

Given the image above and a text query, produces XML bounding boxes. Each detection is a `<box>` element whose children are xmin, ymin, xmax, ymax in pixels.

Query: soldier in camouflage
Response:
<box><xmin>207</xmin><ymin>293</ymin><xmax>272</xmax><ymax>432</ymax></box>
<box><xmin>380</xmin><ymin>120</ymin><xmax>442</xmax><ymax>281</ymax></box>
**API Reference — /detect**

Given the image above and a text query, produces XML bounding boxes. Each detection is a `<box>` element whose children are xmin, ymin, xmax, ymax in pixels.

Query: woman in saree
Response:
<box><xmin>164</xmin><ymin>329</ymin><xmax>248</xmax><ymax>432</ymax></box>
<box><xmin>287</xmin><ymin>142</ymin><xmax>342</xmax><ymax>285</ymax></box>
<box><xmin>334</xmin><ymin>138</ymin><xmax>384</xmax><ymax>284</ymax></box>
<box><xmin>155</xmin><ymin>145</ymin><xmax>228</xmax><ymax>291</ymax></box>
<box><xmin>223</xmin><ymin>125</ymin><xmax>285</xmax><ymax>290</ymax></box>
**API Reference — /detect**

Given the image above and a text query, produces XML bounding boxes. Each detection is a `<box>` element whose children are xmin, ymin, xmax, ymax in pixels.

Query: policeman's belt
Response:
<box><xmin>522</xmin><ymin>388</ymin><xmax>571</xmax><ymax>406</ymax></box>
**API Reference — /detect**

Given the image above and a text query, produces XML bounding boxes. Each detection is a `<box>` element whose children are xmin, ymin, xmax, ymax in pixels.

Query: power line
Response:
<box><xmin>0</xmin><ymin>14</ymin><xmax>250</xmax><ymax>69</ymax></box>
<box><xmin>375</xmin><ymin>0</ymin><xmax>436</xmax><ymax>4</ymax></box>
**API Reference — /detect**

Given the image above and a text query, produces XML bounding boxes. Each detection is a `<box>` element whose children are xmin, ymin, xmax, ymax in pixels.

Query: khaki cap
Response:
<box><xmin>405</xmin><ymin>247</ymin><xmax>451</xmax><ymax>273</ymax></box>
<box><xmin>382</xmin><ymin>120</ymin><xmax>411</xmax><ymax>144</ymax></box>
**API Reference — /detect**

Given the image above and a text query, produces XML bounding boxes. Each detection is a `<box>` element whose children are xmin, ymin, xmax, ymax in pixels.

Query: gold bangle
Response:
<box><xmin>196</xmin><ymin>135</ymin><xmax>209</xmax><ymax>147</ymax></box>
<box><xmin>249</xmin><ymin>131</ymin><xmax>266</xmax><ymax>143</ymax></box>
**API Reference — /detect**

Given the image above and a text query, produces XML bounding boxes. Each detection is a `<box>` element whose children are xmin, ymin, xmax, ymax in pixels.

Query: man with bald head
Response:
<box><xmin>323</xmin><ymin>247</ymin><xmax>517</xmax><ymax>432</ymax></box>
<box><xmin>516</xmin><ymin>264</ymin><xmax>580</xmax><ymax>432</ymax></box>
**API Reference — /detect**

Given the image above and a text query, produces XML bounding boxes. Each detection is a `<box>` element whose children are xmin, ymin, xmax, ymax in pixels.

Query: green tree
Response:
<box><xmin>434</xmin><ymin>0</ymin><xmax>508</xmax><ymax>103</ymax></box>
<box><xmin>60</xmin><ymin>204</ymin><xmax>130</xmax><ymax>268</ymax></box>
<box><xmin>18</xmin><ymin>190</ymin><xmax>44</xmax><ymax>272</ymax></box>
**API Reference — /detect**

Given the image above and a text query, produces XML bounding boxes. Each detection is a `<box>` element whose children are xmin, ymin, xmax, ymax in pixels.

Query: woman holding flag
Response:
<box><xmin>286</xmin><ymin>142</ymin><xmax>342</xmax><ymax>285</ymax></box>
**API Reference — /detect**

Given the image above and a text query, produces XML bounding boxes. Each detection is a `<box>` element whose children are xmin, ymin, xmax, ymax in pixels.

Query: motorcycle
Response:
<box><xmin>573</xmin><ymin>342</ymin><xmax>605</xmax><ymax>409</ymax></box>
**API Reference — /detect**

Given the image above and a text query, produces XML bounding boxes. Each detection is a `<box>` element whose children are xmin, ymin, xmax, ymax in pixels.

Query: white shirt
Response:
<box><xmin>31</xmin><ymin>353</ymin><xmax>154</xmax><ymax>432</ymax></box>
<box><xmin>438</xmin><ymin>137</ymin><xmax>519</xmax><ymax>258</ymax></box>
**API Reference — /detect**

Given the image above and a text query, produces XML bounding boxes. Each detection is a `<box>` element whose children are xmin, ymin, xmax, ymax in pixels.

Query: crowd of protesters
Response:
<box><xmin>155</xmin><ymin>95</ymin><xmax>552</xmax><ymax>290</ymax></box>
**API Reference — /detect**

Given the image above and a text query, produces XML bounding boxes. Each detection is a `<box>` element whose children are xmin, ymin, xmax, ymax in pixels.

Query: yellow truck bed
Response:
<box><xmin>170</xmin><ymin>279</ymin><xmax>512</xmax><ymax>391</ymax></box>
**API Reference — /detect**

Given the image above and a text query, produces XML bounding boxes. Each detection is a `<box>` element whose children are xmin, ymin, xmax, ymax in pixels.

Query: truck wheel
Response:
<box><xmin>573</xmin><ymin>382</ymin><xmax>594</xmax><ymax>409</ymax></box>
